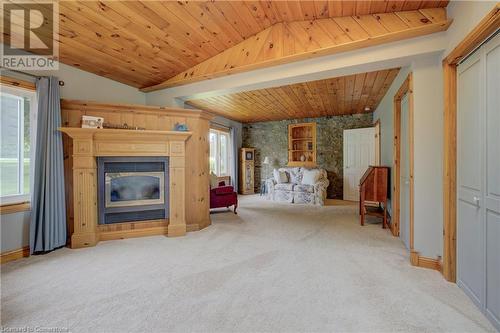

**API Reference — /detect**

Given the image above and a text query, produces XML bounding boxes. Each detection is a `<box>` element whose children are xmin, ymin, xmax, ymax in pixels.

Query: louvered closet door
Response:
<box><xmin>457</xmin><ymin>32</ymin><xmax>500</xmax><ymax>331</ymax></box>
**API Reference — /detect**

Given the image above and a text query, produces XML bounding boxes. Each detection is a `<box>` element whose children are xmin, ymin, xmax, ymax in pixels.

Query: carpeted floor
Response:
<box><xmin>1</xmin><ymin>195</ymin><xmax>495</xmax><ymax>332</ymax></box>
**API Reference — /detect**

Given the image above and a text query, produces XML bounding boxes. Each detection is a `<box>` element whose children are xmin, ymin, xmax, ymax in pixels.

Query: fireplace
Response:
<box><xmin>98</xmin><ymin>157</ymin><xmax>169</xmax><ymax>225</ymax></box>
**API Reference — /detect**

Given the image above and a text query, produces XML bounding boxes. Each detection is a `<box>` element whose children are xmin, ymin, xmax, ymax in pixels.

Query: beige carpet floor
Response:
<box><xmin>1</xmin><ymin>195</ymin><xmax>495</xmax><ymax>332</ymax></box>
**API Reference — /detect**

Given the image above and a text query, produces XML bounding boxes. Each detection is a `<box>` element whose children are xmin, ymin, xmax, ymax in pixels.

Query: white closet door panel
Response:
<box><xmin>458</xmin><ymin>57</ymin><xmax>482</xmax><ymax>194</ymax></box>
<box><xmin>485</xmin><ymin>33</ymin><xmax>500</xmax><ymax>328</ymax></box>
<box><xmin>457</xmin><ymin>50</ymin><xmax>485</xmax><ymax>308</ymax></box>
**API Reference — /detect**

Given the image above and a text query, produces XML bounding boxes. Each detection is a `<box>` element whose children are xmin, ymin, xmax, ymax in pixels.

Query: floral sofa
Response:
<box><xmin>265</xmin><ymin>167</ymin><xmax>329</xmax><ymax>205</ymax></box>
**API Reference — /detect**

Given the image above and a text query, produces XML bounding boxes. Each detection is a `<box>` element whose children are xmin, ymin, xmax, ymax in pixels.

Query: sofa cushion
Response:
<box><xmin>302</xmin><ymin>169</ymin><xmax>321</xmax><ymax>185</ymax></box>
<box><xmin>273</xmin><ymin>169</ymin><xmax>289</xmax><ymax>184</ymax></box>
<box><xmin>287</xmin><ymin>167</ymin><xmax>302</xmax><ymax>184</ymax></box>
<box><xmin>275</xmin><ymin>183</ymin><xmax>294</xmax><ymax>191</ymax></box>
<box><xmin>293</xmin><ymin>184</ymin><xmax>314</xmax><ymax>193</ymax></box>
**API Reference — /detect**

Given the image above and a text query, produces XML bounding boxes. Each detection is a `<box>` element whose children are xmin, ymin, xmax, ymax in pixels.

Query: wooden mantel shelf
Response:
<box><xmin>59</xmin><ymin>127</ymin><xmax>192</xmax><ymax>141</ymax></box>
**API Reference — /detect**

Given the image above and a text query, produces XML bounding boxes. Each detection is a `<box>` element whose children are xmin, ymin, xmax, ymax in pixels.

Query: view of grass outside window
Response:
<box><xmin>0</xmin><ymin>89</ymin><xmax>33</xmax><ymax>202</ymax></box>
<box><xmin>209</xmin><ymin>129</ymin><xmax>230</xmax><ymax>177</ymax></box>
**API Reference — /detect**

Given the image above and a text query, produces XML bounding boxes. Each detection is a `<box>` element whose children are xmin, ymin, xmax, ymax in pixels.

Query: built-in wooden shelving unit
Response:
<box><xmin>288</xmin><ymin>122</ymin><xmax>317</xmax><ymax>167</ymax></box>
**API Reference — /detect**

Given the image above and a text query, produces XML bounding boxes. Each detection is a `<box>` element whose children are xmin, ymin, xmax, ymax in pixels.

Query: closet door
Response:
<box><xmin>484</xmin><ymin>33</ymin><xmax>500</xmax><ymax>329</ymax></box>
<box><xmin>457</xmin><ymin>49</ymin><xmax>485</xmax><ymax>308</ymax></box>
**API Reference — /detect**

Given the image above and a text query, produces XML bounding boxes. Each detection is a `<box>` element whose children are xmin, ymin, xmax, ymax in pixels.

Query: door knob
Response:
<box><xmin>473</xmin><ymin>196</ymin><xmax>480</xmax><ymax>207</ymax></box>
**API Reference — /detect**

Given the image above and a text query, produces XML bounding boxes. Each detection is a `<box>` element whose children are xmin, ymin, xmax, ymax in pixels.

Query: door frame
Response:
<box><xmin>392</xmin><ymin>73</ymin><xmax>414</xmax><ymax>257</ymax></box>
<box><xmin>442</xmin><ymin>4</ymin><xmax>499</xmax><ymax>283</ymax></box>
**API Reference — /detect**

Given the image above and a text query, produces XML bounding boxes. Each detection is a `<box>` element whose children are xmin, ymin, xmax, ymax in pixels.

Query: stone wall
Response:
<box><xmin>242</xmin><ymin>114</ymin><xmax>373</xmax><ymax>199</ymax></box>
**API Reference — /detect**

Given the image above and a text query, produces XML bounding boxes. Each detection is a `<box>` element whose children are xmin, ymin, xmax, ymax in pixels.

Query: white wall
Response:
<box><xmin>373</xmin><ymin>55</ymin><xmax>443</xmax><ymax>259</ymax></box>
<box><xmin>444</xmin><ymin>1</ymin><xmax>497</xmax><ymax>58</ymax></box>
<box><xmin>373</xmin><ymin>66</ymin><xmax>411</xmax><ymax>214</ymax></box>
<box><xmin>0</xmin><ymin>211</ymin><xmax>30</xmax><ymax>253</ymax></box>
<box><xmin>2</xmin><ymin>62</ymin><xmax>146</xmax><ymax>105</ymax></box>
<box><xmin>412</xmin><ymin>56</ymin><xmax>444</xmax><ymax>258</ymax></box>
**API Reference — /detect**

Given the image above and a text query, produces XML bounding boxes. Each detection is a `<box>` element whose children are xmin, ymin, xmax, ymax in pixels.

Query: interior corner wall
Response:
<box><xmin>372</xmin><ymin>66</ymin><xmax>411</xmax><ymax>215</ymax></box>
<box><xmin>373</xmin><ymin>55</ymin><xmax>443</xmax><ymax>259</ymax></box>
<box><xmin>412</xmin><ymin>56</ymin><xmax>444</xmax><ymax>259</ymax></box>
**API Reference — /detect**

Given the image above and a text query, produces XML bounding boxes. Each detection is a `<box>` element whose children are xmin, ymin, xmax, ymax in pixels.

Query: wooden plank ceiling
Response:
<box><xmin>186</xmin><ymin>68</ymin><xmax>400</xmax><ymax>122</ymax></box>
<box><xmin>1</xmin><ymin>1</ymin><xmax>448</xmax><ymax>90</ymax></box>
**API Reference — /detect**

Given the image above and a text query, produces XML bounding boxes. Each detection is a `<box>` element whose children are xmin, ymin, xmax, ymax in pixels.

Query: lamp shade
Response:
<box><xmin>263</xmin><ymin>156</ymin><xmax>270</xmax><ymax>165</ymax></box>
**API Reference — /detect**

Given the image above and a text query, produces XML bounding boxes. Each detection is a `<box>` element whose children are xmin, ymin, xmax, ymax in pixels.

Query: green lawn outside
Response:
<box><xmin>0</xmin><ymin>158</ymin><xmax>30</xmax><ymax>196</ymax></box>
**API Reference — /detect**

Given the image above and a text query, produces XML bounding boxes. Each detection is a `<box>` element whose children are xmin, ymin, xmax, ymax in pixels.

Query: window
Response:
<box><xmin>209</xmin><ymin>128</ymin><xmax>230</xmax><ymax>177</ymax></box>
<box><xmin>0</xmin><ymin>86</ymin><xmax>36</xmax><ymax>205</ymax></box>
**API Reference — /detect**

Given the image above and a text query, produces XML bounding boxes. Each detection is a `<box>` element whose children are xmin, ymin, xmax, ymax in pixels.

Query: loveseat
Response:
<box><xmin>265</xmin><ymin>167</ymin><xmax>329</xmax><ymax>205</ymax></box>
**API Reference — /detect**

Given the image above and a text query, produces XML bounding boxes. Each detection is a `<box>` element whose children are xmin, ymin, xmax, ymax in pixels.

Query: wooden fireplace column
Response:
<box><xmin>59</xmin><ymin>127</ymin><xmax>191</xmax><ymax>249</ymax></box>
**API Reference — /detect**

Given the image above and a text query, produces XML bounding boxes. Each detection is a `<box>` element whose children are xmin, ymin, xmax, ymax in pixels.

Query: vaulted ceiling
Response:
<box><xmin>186</xmin><ymin>68</ymin><xmax>400</xmax><ymax>122</ymax></box>
<box><xmin>2</xmin><ymin>1</ymin><xmax>449</xmax><ymax>91</ymax></box>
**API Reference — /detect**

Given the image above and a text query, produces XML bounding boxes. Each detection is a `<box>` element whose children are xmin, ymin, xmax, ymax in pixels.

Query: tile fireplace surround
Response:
<box><xmin>59</xmin><ymin>127</ymin><xmax>191</xmax><ymax>249</ymax></box>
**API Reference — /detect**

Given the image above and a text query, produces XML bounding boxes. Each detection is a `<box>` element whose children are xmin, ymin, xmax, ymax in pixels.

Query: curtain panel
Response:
<box><xmin>30</xmin><ymin>77</ymin><xmax>67</xmax><ymax>254</ymax></box>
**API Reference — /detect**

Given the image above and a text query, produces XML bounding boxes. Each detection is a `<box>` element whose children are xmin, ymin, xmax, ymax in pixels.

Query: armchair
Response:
<box><xmin>210</xmin><ymin>181</ymin><xmax>238</xmax><ymax>214</ymax></box>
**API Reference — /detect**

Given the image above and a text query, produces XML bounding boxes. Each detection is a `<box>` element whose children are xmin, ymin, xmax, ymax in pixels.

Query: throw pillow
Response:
<box><xmin>288</xmin><ymin>167</ymin><xmax>301</xmax><ymax>184</ymax></box>
<box><xmin>273</xmin><ymin>169</ymin><xmax>289</xmax><ymax>184</ymax></box>
<box><xmin>302</xmin><ymin>169</ymin><xmax>321</xmax><ymax>185</ymax></box>
<box><xmin>210</xmin><ymin>172</ymin><xmax>218</xmax><ymax>188</ymax></box>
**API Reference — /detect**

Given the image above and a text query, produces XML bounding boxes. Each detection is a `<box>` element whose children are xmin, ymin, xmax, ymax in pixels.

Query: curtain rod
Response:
<box><xmin>210</xmin><ymin>121</ymin><xmax>231</xmax><ymax>130</ymax></box>
<box><xmin>0</xmin><ymin>67</ymin><xmax>65</xmax><ymax>86</ymax></box>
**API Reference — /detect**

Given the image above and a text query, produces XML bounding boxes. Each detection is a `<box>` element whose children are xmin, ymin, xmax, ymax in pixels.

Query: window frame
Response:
<box><xmin>209</xmin><ymin>128</ymin><xmax>231</xmax><ymax>177</ymax></box>
<box><xmin>0</xmin><ymin>84</ymin><xmax>37</xmax><ymax>206</ymax></box>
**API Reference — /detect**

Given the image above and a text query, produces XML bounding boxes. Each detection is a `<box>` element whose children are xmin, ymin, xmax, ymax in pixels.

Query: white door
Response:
<box><xmin>457</xmin><ymin>32</ymin><xmax>500</xmax><ymax>331</ymax></box>
<box><xmin>400</xmin><ymin>93</ymin><xmax>411</xmax><ymax>250</ymax></box>
<box><xmin>458</xmin><ymin>42</ymin><xmax>485</xmax><ymax>310</ymax></box>
<box><xmin>343</xmin><ymin>127</ymin><xmax>376</xmax><ymax>201</ymax></box>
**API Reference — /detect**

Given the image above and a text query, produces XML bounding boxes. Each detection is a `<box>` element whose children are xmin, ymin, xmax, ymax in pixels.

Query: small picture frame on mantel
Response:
<box><xmin>81</xmin><ymin>115</ymin><xmax>104</xmax><ymax>129</ymax></box>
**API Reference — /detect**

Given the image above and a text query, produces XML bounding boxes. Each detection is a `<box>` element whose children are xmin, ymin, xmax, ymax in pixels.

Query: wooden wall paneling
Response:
<box><xmin>60</xmin><ymin>100</ymin><xmax>214</xmax><ymax>242</ymax></box>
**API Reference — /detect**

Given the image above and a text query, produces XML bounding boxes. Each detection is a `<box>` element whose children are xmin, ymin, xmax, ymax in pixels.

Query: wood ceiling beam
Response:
<box><xmin>142</xmin><ymin>8</ymin><xmax>451</xmax><ymax>92</ymax></box>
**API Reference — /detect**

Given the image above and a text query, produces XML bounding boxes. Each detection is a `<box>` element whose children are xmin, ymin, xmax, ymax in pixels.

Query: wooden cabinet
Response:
<box><xmin>239</xmin><ymin>148</ymin><xmax>255</xmax><ymax>194</ymax></box>
<box><xmin>359</xmin><ymin>166</ymin><xmax>390</xmax><ymax>228</ymax></box>
<box><xmin>288</xmin><ymin>122</ymin><xmax>317</xmax><ymax>167</ymax></box>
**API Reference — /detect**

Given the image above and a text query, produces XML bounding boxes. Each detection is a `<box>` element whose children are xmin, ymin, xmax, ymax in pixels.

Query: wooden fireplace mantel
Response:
<box><xmin>59</xmin><ymin>127</ymin><xmax>192</xmax><ymax>248</ymax></box>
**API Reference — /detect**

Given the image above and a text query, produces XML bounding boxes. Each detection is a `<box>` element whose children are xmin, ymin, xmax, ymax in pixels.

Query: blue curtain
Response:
<box><xmin>230</xmin><ymin>127</ymin><xmax>238</xmax><ymax>192</ymax></box>
<box><xmin>30</xmin><ymin>77</ymin><xmax>67</xmax><ymax>254</ymax></box>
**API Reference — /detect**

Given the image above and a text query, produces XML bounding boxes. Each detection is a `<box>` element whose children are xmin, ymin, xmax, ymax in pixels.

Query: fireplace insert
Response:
<box><xmin>97</xmin><ymin>157</ymin><xmax>169</xmax><ymax>224</ymax></box>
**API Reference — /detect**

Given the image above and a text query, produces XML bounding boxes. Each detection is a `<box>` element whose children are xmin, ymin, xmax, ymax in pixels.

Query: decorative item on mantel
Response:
<box><xmin>102</xmin><ymin>122</ymin><xmax>145</xmax><ymax>130</ymax></box>
<box><xmin>81</xmin><ymin>115</ymin><xmax>104</xmax><ymax>129</ymax></box>
<box><xmin>174</xmin><ymin>123</ymin><xmax>189</xmax><ymax>131</ymax></box>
